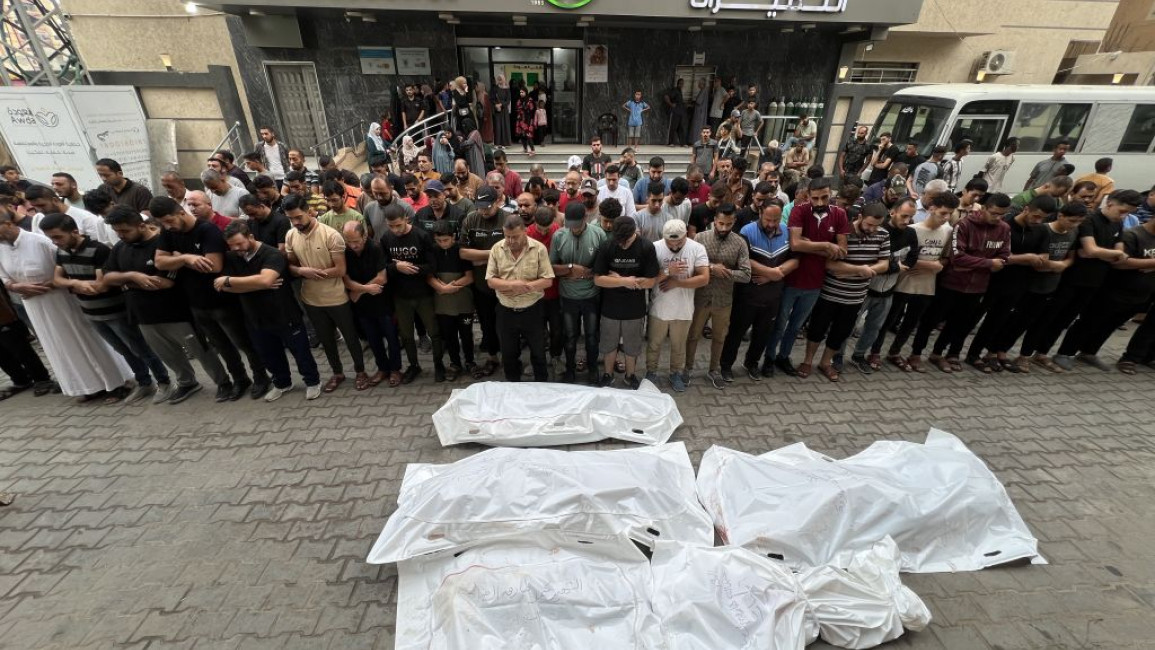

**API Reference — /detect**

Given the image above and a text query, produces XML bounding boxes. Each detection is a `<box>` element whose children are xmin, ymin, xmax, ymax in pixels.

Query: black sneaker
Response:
<box><xmin>850</xmin><ymin>355</ymin><xmax>873</xmax><ymax>375</ymax></box>
<box><xmin>598</xmin><ymin>372</ymin><xmax>615</xmax><ymax>388</ymax></box>
<box><xmin>434</xmin><ymin>365</ymin><xmax>446</xmax><ymax>383</ymax></box>
<box><xmin>401</xmin><ymin>365</ymin><xmax>422</xmax><ymax>384</ymax></box>
<box><xmin>214</xmin><ymin>382</ymin><xmax>233</xmax><ymax>402</ymax></box>
<box><xmin>170</xmin><ymin>383</ymin><xmax>202</xmax><ymax>405</ymax></box>
<box><xmin>250</xmin><ymin>378</ymin><xmax>270</xmax><ymax>400</ymax></box>
<box><xmin>774</xmin><ymin>357</ymin><xmax>797</xmax><ymax>377</ymax></box>
<box><xmin>745</xmin><ymin>364</ymin><xmax>762</xmax><ymax>382</ymax></box>
<box><xmin>720</xmin><ymin>368</ymin><xmax>734</xmax><ymax>383</ymax></box>
<box><xmin>625</xmin><ymin>374</ymin><xmax>641</xmax><ymax>390</ymax></box>
<box><xmin>418</xmin><ymin>335</ymin><xmax>432</xmax><ymax>353</ymax></box>
<box><xmin>227</xmin><ymin>378</ymin><xmax>249</xmax><ymax>402</ymax></box>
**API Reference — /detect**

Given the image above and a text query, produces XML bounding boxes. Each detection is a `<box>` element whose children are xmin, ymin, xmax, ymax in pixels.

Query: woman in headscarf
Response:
<box><xmin>476</xmin><ymin>81</ymin><xmax>494</xmax><ymax>144</ymax></box>
<box><xmin>464</xmin><ymin>130</ymin><xmax>487</xmax><ymax>177</ymax></box>
<box><xmin>450</xmin><ymin>76</ymin><xmax>477</xmax><ymax>137</ymax></box>
<box><xmin>690</xmin><ymin>77</ymin><xmax>710</xmax><ymax>138</ymax></box>
<box><xmin>399</xmin><ymin>135</ymin><xmax>423</xmax><ymax>172</ymax></box>
<box><xmin>514</xmin><ymin>86</ymin><xmax>536</xmax><ymax>155</ymax></box>
<box><xmin>492</xmin><ymin>74</ymin><xmax>512</xmax><ymax>148</ymax></box>
<box><xmin>432</xmin><ymin>129</ymin><xmax>456</xmax><ymax>176</ymax></box>
<box><xmin>366</xmin><ymin>122</ymin><xmax>387</xmax><ymax>162</ymax></box>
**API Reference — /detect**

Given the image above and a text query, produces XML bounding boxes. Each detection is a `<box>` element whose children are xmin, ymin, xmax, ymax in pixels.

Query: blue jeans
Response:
<box><xmin>851</xmin><ymin>294</ymin><xmax>893</xmax><ymax>358</ymax></box>
<box><xmin>763</xmin><ymin>287</ymin><xmax>820</xmax><ymax>366</ymax></box>
<box><xmin>91</xmin><ymin>317</ymin><xmax>169</xmax><ymax>386</ymax></box>
<box><xmin>560</xmin><ymin>296</ymin><xmax>600</xmax><ymax>372</ymax></box>
<box><xmin>248</xmin><ymin>323</ymin><xmax>320</xmax><ymax>389</ymax></box>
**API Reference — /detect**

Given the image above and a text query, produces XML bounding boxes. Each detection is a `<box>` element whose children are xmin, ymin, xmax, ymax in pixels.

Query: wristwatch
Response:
<box><xmin>568</xmin><ymin>263</ymin><xmax>574</xmax><ymax>274</ymax></box>
<box><xmin>223</xmin><ymin>276</ymin><xmax>232</xmax><ymax>288</ymax></box>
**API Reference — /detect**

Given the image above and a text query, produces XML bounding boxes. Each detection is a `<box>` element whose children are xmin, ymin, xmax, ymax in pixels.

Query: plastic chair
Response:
<box><xmin>597</xmin><ymin>113</ymin><xmax>619</xmax><ymax>146</ymax></box>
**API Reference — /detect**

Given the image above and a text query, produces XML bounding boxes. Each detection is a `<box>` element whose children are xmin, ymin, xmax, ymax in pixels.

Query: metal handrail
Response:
<box><xmin>389</xmin><ymin>110</ymin><xmax>451</xmax><ymax>154</ymax></box>
<box><xmin>212</xmin><ymin>121</ymin><xmax>249</xmax><ymax>157</ymax></box>
<box><xmin>306</xmin><ymin>118</ymin><xmax>368</xmax><ymax>158</ymax></box>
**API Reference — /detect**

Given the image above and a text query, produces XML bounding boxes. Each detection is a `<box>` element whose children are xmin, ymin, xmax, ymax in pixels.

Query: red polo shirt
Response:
<box><xmin>786</xmin><ymin>202</ymin><xmax>850</xmax><ymax>290</ymax></box>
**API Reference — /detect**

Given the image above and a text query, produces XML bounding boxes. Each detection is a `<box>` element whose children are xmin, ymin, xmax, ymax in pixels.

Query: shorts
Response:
<box><xmin>599</xmin><ymin>316</ymin><xmax>645</xmax><ymax>357</ymax></box>
<box><xmin>627</xmin><ymin>124</ymin><xmax>642</xmax><ymax>138</ymax></box>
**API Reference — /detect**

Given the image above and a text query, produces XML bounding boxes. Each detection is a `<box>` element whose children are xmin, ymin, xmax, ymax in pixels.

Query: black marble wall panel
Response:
<box><xmin>227</xmin><ymin>12</ymin><xmax>458</xmax><ymax>148</ymax></box>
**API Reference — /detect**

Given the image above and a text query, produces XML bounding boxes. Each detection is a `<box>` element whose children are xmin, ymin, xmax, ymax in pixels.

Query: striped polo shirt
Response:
<box><xmin>819</xmin><ymin>225</ymin><xmax>890</xmax><ymax>305</ymax></box>
<box><xmin>55</xmin><ymin>237</ymin><xmax>126</xmax><ymax>321</ymax></box>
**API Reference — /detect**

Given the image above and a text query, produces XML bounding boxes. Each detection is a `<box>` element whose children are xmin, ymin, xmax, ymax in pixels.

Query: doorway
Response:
<box><xmin>263</xmin><ymin>62</ymin><xmax>329</xmax><ymax>150</ymax></box>
<box><xmin>460</xmin><ymin>45</ymin><xmax>582</xmax><ymax>143</ymax></box>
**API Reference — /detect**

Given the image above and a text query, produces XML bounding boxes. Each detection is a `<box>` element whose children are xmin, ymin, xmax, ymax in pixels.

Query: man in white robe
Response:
<box><xmin>0</xmin><ymin>209</ymin><xmax>132</xmax><ymax>399</ymax></box>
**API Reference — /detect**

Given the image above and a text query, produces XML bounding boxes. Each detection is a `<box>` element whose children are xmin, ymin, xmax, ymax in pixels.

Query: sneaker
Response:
<box><xmin>152</xmin><ymin>382</ymin><xmax>174</xmax><ymax>405</ymax></box>
<box><xmin>644</xmin><ymin>371</ymin><xmax>659</xmax><ymax>385</ymax></box>
<box><xmin>720</xmin><ymin>368</ymin><xmax>734</xmax><ymax>382</ymax></box>
<box><xmin>170</xmin><ymin>383</ymin><xmax>202</xmax><ymax>405</ymax></box>
<box><xmin>227</xmin><ymin>379</ymin><xmax>250</xmax><ymax>402</ymax></box>
<box><xmin>401</xmin><ymin>365</ymin><xmax>422</xmax><ymax>384</ymax></box>
<box><xmin>760</xmin><ymin>364</ymin><xmax>775</xmax><ymax>379</ymax></box>
<box><xmin>434</xmin><ymin>365</ymin><xmax>447</xmax><ymax>382</ymax></box>
<box><xmin>124</xmin><ymin>383</ymin><xmax>156</xmax><ymax>405</ymax></box>
<box><xmin>745</xmin><ymin>364</ymin><xmax>762</xmax><ymax>382</ymax></box>
<box><xmin>774</xmin><ymin>357</ymin><xmax>797</xmax><ymax>377</ymax></box>
<box><xmin>214</xmin><ymin>382</ymin><xmax>233</xmax><ymax>403</ymax></box>
<box><xmin>250</xmin><ymin>378</ymin><xmax>270</xmax><ymax>400</ymax></box>
<box><xmin>305</xmin><ymin>384</ymin><xmax>322</xmax><ymax>400</ymax></box>
<box><xmin>625</xmin><ymin>374</ymin><xmax>641</xmax><ymax>390</ymax></box>
<box><xmin>670</xmin><ymin>372</ymin><xmax>687</xmax><ymax>393</ymax></box>
<box><xmin>264</xmin><ymin>384</ymin><xmax>292</xmax><ymax>402</ymax></box>
<box><xmin>1052</xmin><ymin>354</ymin><xmax>1076</xmax><ymax>371</ymax></box>
<box><xmin>418</xmin><ymin>334</ymin><xmax>432</xmax><ymax>353</ymax></box>
<box><xmin>598</xmin><ymin>372</ymin><xmax>615</xmax><ymax>388</ymax></box>
<box><xmin>850</xmin><ymin>355</ymin><xmax>873</xmax><ymax>375</ymax></box>
<box><xmin>446</xmin><ymin>364</ymin><xmax>462</xmax><ymax>382</ymax></box>
<box><xmin>1077</xmin><ymin>354</ymin><xmax>1111</xmax><ymax>371</ymax></box>
<box><xmin>707</xmin><ymin>371</ymin><xmax>725</xmax><ymax>390</ymax></box>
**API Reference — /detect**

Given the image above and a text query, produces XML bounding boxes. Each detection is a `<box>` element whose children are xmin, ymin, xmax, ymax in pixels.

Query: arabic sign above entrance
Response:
<box><xmin>689</xmin><ymin>0</ymin><xmax>847</xmax><ymax>19</ymax></box>
<box><xmin>546</xmin><ymin>0</ymin><xmax>593</xmax><ymax>7</ymax></box>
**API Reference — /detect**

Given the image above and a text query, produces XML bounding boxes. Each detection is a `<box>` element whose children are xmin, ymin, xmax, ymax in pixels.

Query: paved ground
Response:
<box><xmin>1</xmin><ymin>327</ymin><xmax>1154</xmax><ymax>650</ymax></box>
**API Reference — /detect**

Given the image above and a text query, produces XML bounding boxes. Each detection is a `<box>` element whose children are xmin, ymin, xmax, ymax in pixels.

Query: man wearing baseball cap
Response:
<box><xmin>578</xmin><ymin>178</ymin><xmax>600</xmax><ymax>223</ymax></box>
<box><xmin>646</xmin><ymin>219</ymin><xmax>709</xmax><ymax>392</ymax></box>
<box><xmin>459</xmin><ymin>185</ymin><xmax>507</xmax><ymax>378</ymax></box>
<box><xmin>414</xmin><ymin>179</ymin><xmax>463</xmax><ymax>238</ymax></box>
<box><xmin>593</xmin><ymin>215</ymin><xmax>661</xmax><ymax>388</ymax></box>
<box><xmin>550</xmin><ymin>202</ymin><xmax>608</xmax><ymax>383</ymax></box>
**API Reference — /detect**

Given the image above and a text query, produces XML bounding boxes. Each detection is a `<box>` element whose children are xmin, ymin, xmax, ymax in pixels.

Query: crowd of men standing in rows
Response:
<box><xmin>1</xmin><ymin>122</ymin><xmax>1154</xmax><ymax>405</ymax></box>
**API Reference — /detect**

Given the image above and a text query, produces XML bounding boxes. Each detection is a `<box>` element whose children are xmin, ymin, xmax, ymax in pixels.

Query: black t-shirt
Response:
<box><xmin>663</xmin><ymin>87</ymin><xmax>685</xmax><ymax>112</ymax></box>
<box><xmin>249</xmin><ymin>211</ymin><xmax>291</xmax><ymax>248</ymax></box>
<box><xmin>894</xmin><ymin>152</ymin><xmax>926</xmax><ymax>170</ymax></box>
<box><xmin>689</xmin><ymin>203</ymin><xmax>718</xmax><ymax>234</ymax></box>
<box><xmin>223</xmin><ymin>243</ymin><xmax>301</xmax><ymax>329</ymax></box>
<box><xmin>593</xmin><ymin>237</ymin><xmax>660</xmax><ymax>320</ymax></box>
<box><xmin>344</xmin><ymin>239</ymin><xmax>393</xmax><ymax>316</ymax></box>
<box><xmin>1107</xmin><ymin>226</ymin><xmax>1155</xmax><ymax>305</ymax></box>
<box><xmin>868</xmin><ymin>144</ymin><xmax>902</xmax><ymax>184</ymax></box>
<box><xmin>990</xmin><ymin>214</ymin><xmax>1048</xmax><ymax>293</ymax></box>
<box><xmin>414</xmin><ymin>203</ymin><xmax>463</xmax><ymax>238</ymax></box>
<box><xmin>159</xmin><ymin>220</ymin><xmax>229</xmax><ymax>310</ymax></box>
<box><xmin>460</xmin><ymin>210</ymin><xmax>505</xmax><ymax>294</ymax></box>
<box><xmin>104</xmin><ymin>235</ymin><xmax>189</xmax><ymax>325</ymax></box>
<box><xmin>1065</xmin><ymin>211</ymin><xmax>1123</xmax><ymax>288</ymax></box>
<box><xmin>402</xmin><ymin>97</ymin><xmax>425</xmax><ymax>125</ymax></box>
<box><xmin>381</xmin><ymin>226</ymin><xmax>436</xmax><ymax>299</ymax></box>
<box><xmin>582</xmin><ymin>153</ymin><xmax>612</xmax><ymax>180</ymax></box>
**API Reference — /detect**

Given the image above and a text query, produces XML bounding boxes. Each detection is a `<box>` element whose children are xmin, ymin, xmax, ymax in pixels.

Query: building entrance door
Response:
<box><xmin>460</xmin><ymin>44</ymin><xmax>582</xmax><ymax>144</ymax></box>
<box><xmin>264</xmin><ymin>62</ymin><xmax>329</xmax><ymax>150</ymax></box>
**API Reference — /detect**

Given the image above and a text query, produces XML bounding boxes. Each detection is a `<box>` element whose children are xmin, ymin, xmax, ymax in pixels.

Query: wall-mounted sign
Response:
<box><xmin>396</xmin><ymin>48</ymin><xmax>432</xmax><ymax>76</ymax></box>
<box><xmin>689</xmin><ymin>0</ymin><xmax>847</xmax><ymax>19</ymax></box>
<box><xmin>359</xmin><ymin>47</ymin><xmax>396</xmax><ymax>75</ymax></box>
<box><xmin>548</xmin><ymin>0</ymin><xmax>593</xmax><ymax>7</ymax></box>
<box><xmin>693</xmin><ymin>52</ymin><xmax>706</xmax><ymax>65</ymax></box>
<box><xmin>585</xmin><ymin>44</ymin><xmax>608</xmax><ymax>83</ymax></box>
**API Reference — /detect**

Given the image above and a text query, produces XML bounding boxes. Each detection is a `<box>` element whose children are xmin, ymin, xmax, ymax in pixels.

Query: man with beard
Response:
<box><xmin>451</xmin><ymin>158</ymin><xmax>484</xmax><ymax>199</ymax></box>
<box><xmin>645</xmin><ymin>219</ymin><xmax>709</xmax><ymax>392</ymax></box>
<box><xmin>594</xmin><ymin>216</ymin><xmax>660</xmax><ymax>388</ymax></box>
<box><xmin>685</xmin><ymin>207</ymin><xmax>750</xmax><ymax>388</ymax></box>
<box><xmin>557</xmin><ymin>170</ymin><xmax>582</xmax><ymax>211</ymax></box>
<box><xmin>414</xmin><ymin>179</ymin><xmax>463</xmax><ymax>237</ymax></box>
<box><xmin>257</xmin><ymin>126</ymin><xmax>290</xmax><ymax>188</ymax></box>
<box><xmin>551</xmin><ymin>202</ymin><xmax>608</xmax><ymax>383</ymax></box>
<box><xmin>596</xmin><ymin>165</ymin><xmax>636</xmax><ymax>218</ymax></box>
<box><xmin>459</xmin><ymin>186</ymin><xmax>507</xmax><ymax>378</ymax></box>
<box><xmin>380</xmin><ymin>204</ymin><xmax>443</xmax><ymax>383</ymax></box>
<box><xmin>239</xmin><ymin>194</ymin><xmax>290</xmax><ymax>252</ymax></box>
<box><xmin>217</xmin><ymin>220</ymin><xmax>320</xmax><ymax>401</ymax></box>
<box><xmin>632</xmin><ymin>157</ymin><xmax>671</xmax><ymax>210</ymax></box>
<box><xmin>283</xmin><ymin>169</ymin><xmax>327</xmax><ymax>215</ymax></box>
<box><xmin>363</xmin><ymin>176</ymin><xmax>415</xmax><ymax>243</ymax></box>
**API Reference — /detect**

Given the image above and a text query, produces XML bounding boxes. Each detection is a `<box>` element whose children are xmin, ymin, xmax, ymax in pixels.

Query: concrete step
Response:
<box><xmin>502</xmin><ymin>145</ymin><xmax>695</xmax><ymax>179</ymax></box>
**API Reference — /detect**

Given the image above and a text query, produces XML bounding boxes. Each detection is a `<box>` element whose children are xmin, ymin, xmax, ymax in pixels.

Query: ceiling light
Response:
<box><xmin>447</xmin><ymin>18</ymin><xmax>460</xmax><ymax>24</ymax></box>
<box><xmin>248</xmin><ymin>9</ymin><xmax>265</xmax><ymax>16</ymax></box>
<box><xmin>688</xmin><ymin>25</ymin><xmax>701</xmax><ymax>31</ymax></box>
<box><xmin>782</xmin><ymin>26</ymin><xmax>794</xmax><ymax>33</ymax></box>
<box><xmin>438</xmin><ymin>13</ymin><xmax>454</xmax><ymax>20</ymax></box>
<box><xmin>362</xmin><ymin>14</ymin><xmax>376</xmax><ymax>22</ymax></box>
<box><xmin>800</xmin><ymin>22</ymin><xmax>816</xmax><ymax>30</ymax></box>
<box><xmin>184</xmin><ymin>2</ymin><xmax>198</xmax><ymax>13</ymax></box>
<box><xmin>702</xmin><ymin>20</ymin><xmax>716</xmax><ymax>26</ymax></box>
<box><xmin>512</xmin><ymin>14</ymin><xmax>527</xmax><ymax>21</ymax></box>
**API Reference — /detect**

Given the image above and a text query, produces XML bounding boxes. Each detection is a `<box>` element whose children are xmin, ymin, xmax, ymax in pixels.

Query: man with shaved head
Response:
<box><xmin>186</xmin><ymin>190</ymin><xmax>233</xmax><ymax>231</ymax></box>
<box><xmin>363</xmin><ymin>175</ymin><xmax>414</xmax><ymax>243</ymax></box>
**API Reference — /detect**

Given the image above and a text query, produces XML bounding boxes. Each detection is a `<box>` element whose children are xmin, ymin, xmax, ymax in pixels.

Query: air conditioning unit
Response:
<box><xmin>978</xmin><ymin>50</ymin><xmax>1016</xmax><ymax>75</ymax></box>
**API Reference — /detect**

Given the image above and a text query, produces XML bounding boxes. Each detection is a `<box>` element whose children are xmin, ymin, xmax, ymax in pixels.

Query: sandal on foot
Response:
<box><xmin>1117</xmin><ymin>360</ymin><xmax>1138</xmax><ymax>375</ymax></box>
<box><xmin>967</xmin><ymin>357</ymin><xmax>992</xmax><ymax>374</ymax></box>
<box><xmin>817</xmin><ymin>364</ymin><xmax>840</xmax><ymax>382</ymax></box>
<box><xmin>368</xmin><ymin>371</ymin><xmax>386</xmax><ymax>387</ymax></box>
<box><xmin>908</xmin><ymin>356</ymin><xmax>927</xmax><ymax>373</ymax></box>
<box><xmin>354</xmin><ymin>372</ymin><xmax>371</xmax><ymax>391</ymax></box>
<box><xmin>947</xmin><ymin>357</ymin><xmax>963</xmax><ymax>372</ymax></box>
<box><xmin>887</xmin><ymin>354</ymin><xmax>912</xmax><ymax>372</ymax></box>
<box><xmin>796</xmin><ymin>362</ymin><xmax>812</xmax><ymax>379</ymax></box>
<box><xmin>481</xmin><ymin>359</ymin><xmax>500</xmax><ymax>377</ymax></box>
<box><xmin>866</xmin><ymin>354</ymin><xmax>882</xmax><ymax>371</ymax></box>
<box><xmin>323</xmin><ymin>375</ymin><xmax>345</xmax><ymax>393</ymax></box>
<box><xmin>388</xmin><ymin>371</ymin><xmax>403</xmax><ymax>387</ymax></box>
<box><xmin>929</xmin><ymin>355</ymin><xmax>952</xmax><ymax>373</ymax></box>
<box><xmin>1032</xmin><ymin>355</ymin><xmax>1064</xmax><ymax>373</ymax></box>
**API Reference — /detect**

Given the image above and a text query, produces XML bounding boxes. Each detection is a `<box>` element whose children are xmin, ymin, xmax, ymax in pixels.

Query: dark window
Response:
<box><xmin>1119</xmin><ymin>105</ymin><xmax>1155</xmax><ymax>153</ymax></box>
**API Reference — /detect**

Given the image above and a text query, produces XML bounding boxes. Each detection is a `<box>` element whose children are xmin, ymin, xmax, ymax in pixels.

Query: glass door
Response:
<box><xmin>458</xmin><ymin>45</ymin><xmax>582</xmax><ymax>144</ymax></box>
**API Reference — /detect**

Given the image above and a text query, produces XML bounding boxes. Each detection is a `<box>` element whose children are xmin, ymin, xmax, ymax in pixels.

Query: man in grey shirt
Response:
<box><xmin>1024</xmin><ymin>139</ymin><xmax>1071</xmax><ymax>191</ymax></box>
<box><xmin>363</xmin><ymin>176</ymin><xmax>415</xmax><ymax>243</ymax></box>
<box><xmin>739</xmin><ymin>98</ymin><xmax>764</xmax><ymax>157</ymax></box>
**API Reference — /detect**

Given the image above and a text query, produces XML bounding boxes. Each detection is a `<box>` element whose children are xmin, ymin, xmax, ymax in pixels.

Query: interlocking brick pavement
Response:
<box><xmin>1</xmin><ymin>329</ymin><xmax>1154</xmax><ymax>649</ymax></box>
